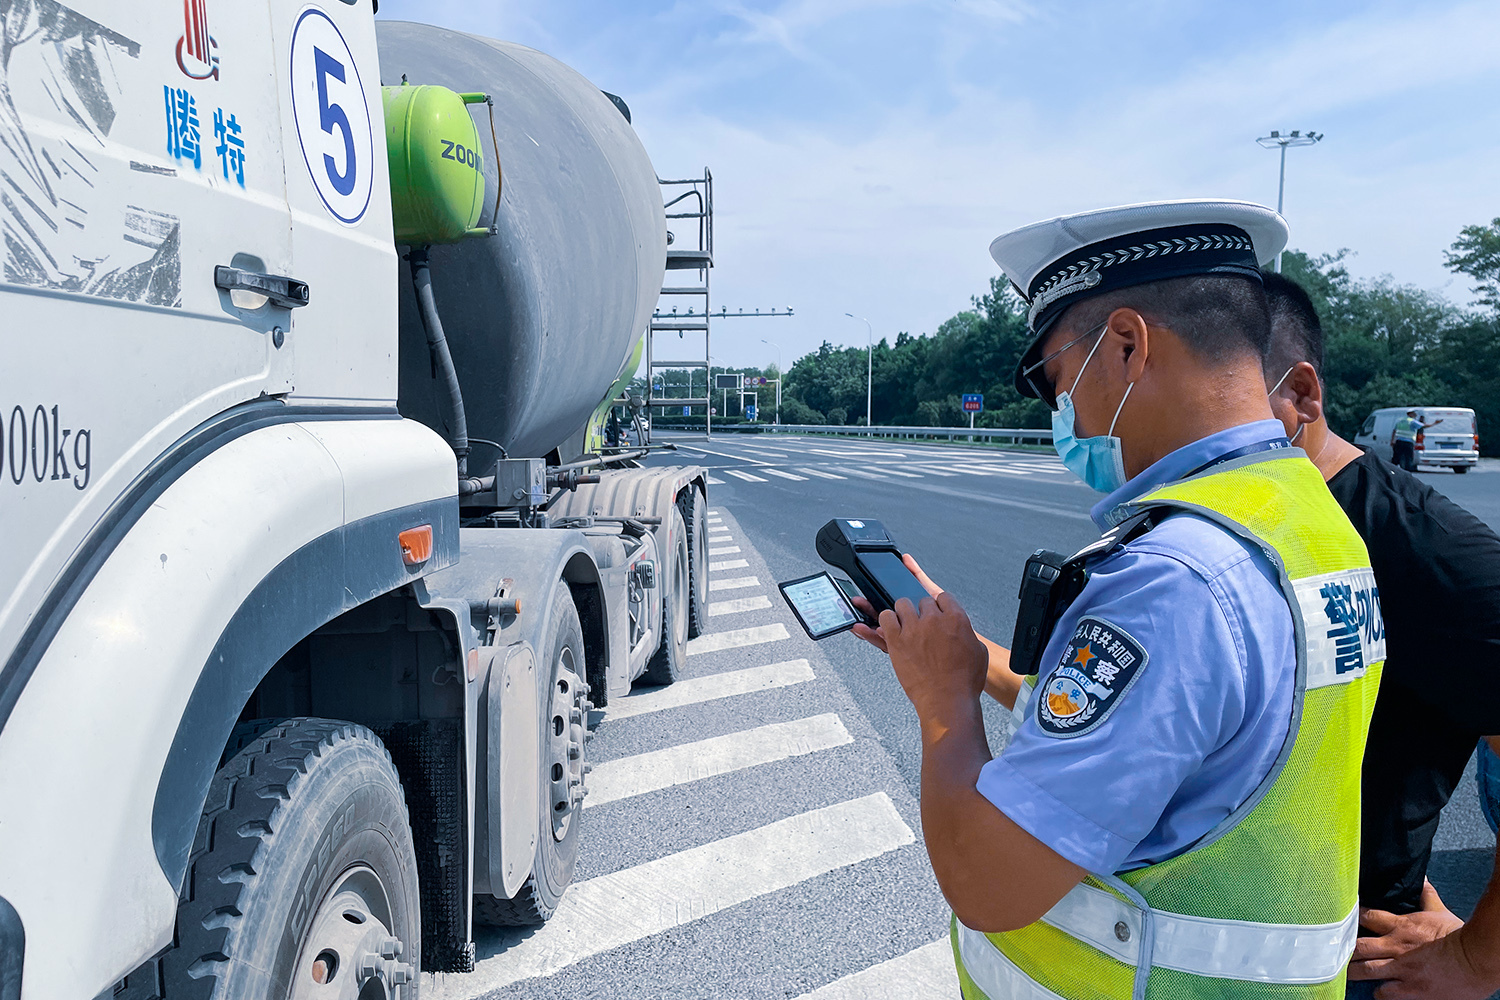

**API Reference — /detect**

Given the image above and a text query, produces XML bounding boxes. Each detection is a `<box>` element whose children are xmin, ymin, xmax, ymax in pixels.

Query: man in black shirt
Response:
<box><xmin>1264</xmin><ymin>271</ymin><xmax>1500</xmax><ymax>999</ymax></box>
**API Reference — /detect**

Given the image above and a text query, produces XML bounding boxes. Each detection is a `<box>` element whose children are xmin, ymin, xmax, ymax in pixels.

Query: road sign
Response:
<box><xmin>682</xmin><ymin>406</ymin><xmax>691</xmax><ymax>416</ymax></box>
<box><xmin>714</xmin><ymin>373</ymin><xmax>742</xmax><ymax>390</ymax></box>
<box><xmin>747</xmin><ymin>376</ymin><xmax>766</xmax><ymax>386</ymax></box>
<box><xmin>745</xmin><ymin>404</ymin><xmax>756</xmax><ymax>421</ymax></box>
<box><xmin>962</xmin><ymin>393</ymin><xmax>983</xmax><ymax>413</ymax></box>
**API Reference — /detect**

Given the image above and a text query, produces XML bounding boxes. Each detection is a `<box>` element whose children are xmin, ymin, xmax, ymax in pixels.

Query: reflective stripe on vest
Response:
<box><xmin>960</xmin><ymin>883</ymin><xmax>1360</xmax><ymax>984</ymax></box>
<box><xmin>957</xmin><ymin>453</ymin><xmax>1383</xmax><ymax>1000</ymax></box>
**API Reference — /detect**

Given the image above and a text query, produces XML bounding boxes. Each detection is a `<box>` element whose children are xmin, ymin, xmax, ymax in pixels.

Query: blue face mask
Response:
<box><xmin>1050</xmin><ymin>328</ymin><xmax>1135</xmax><ymax>493</ymax></box>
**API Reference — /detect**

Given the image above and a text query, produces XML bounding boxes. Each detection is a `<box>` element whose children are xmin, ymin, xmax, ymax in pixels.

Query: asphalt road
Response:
<box><xmin>430</xmin><ymin>433</ymin><xmax>1499</xmax><ymax>998</ymax></box>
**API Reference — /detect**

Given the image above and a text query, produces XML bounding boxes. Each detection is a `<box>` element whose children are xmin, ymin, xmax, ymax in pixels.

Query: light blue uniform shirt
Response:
<box><xmin>977</xmin><ymin>420</ymin><xmax>1296</xmax><ymax>873</ymax></box>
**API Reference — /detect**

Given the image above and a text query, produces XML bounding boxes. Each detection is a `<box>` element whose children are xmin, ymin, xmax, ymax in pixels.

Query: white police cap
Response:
<box><xmin>993</xmin><ymin>199</ymin><xmax>1288</xmax><ymax>398</ymax></box>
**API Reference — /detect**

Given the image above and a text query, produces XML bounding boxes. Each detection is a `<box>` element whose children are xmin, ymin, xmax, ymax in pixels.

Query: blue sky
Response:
<box><xmin>376</xmin><ymin>0</ymin><xmax>1500</xmax><ymax>371</ymax></box>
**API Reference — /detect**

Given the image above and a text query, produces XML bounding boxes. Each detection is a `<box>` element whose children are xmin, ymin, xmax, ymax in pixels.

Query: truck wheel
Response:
<box><xmin>1456</xmin><ymin>465</ymin><xmax>1471</xmax><ymax>473</ymax></box>
<box><xmin>473</xmin><ymin>587</ymin><xmax>587</xmax><ymax>926</ymax></box>
<box><xmin>165</xmin><ymin>719</ymin><xmax>421</xmax><ymax>1000</ymax></box>
<box><xmin>641</xmin><ymin>506</ymin><xmax>689</xmax><ymax>685</ymax></box>
<box><xmin>680</xmin><ymin>486</ymin><xmax>708</xmax><ymax>638</ymax></box>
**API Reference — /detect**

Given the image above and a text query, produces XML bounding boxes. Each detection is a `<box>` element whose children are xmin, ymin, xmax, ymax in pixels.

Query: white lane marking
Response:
<box><xmin>876</xmin><ymin>467</ymin><xmax>922</xmax><ymax>478</ymax></box>
<box><xmin>453</xmin><ymin>795</ymin><xmax>915</xmax><ymax>993</ymax></box>
<box><xmin>741</xmin><ymin>448</ymin><xmax>791</xmax><ymax>458</ymax></box>
<box><xmin>763</xmin><ymin>468</ymin><xmax>810</xmax><ymax>481</ymax></box>
<box><xmin>709</xmin><ymin>575</ymin><xmax>760</xmax><ymax>591</ymax></box>
<box><xmin>708</xmin><ymin>508</ymin><xmax>722</xmax><ymax>514</ymax></box>
<box><xmin>686</xmin><ymin>623</ymin><xmax>789</xmax><ymax>656</ymax></box>
<box><xmin>798</xmin><ymin>467</ymin><xmax>847</xmax><ymax>480</ymax></box>
<box><xmin>726</xmin><ymin>469</ymin><xmax>769</xmax><ymax>482</ymax></box>
<box><xmin>806</xmin><ymin>447</ymin><xmax>912</xmax><ymax>458</ymax></box>
<box><xmin>706</xmin><ymin>476</ymin><xmax>725</xmax><ymax>485</ymax></box>
<box><xmin>710</xmin><ymin>558</ymin><xmax>749</xmax><ymax>571</ymax></box>
<box><xmin>708</xmin><ymin>516</ymin><xmax>724</xmax><ymax>523</ymax></box>
<box><xmin>681</xmin><ymin>444</ymin><xmax>772</xmax><ymax>465</ymax></box>
<box><xmin>707</xmin><ymin>595</ymin><xmax>772</xmax><ymax>616</ymax></box>
<box><xmin>912</xmin><ymin>466</ymin><xmax>958</xmax><ymax>477</ymax></box>
<box><xmin>604</xmin><ymin>659</ymin><xmax>814</xmax><ymax>720</ymax></box>
<box><xmin>942</xmin><ymin>464</ymin><xmax>999</xmax><ymax>476</ymax></box>
<box><xmin>709</xmin><ymin>525</ymin><xmax>732</xmax><ymax>533</ymax></box>
<box><xmin>828</xmin><ymin>466</ymin><xmax>889</xmax><ymax>480</ymax></box>
<box><xmin>797</xmin><ymin>939</ymin><xmax>958</xmax><ymax>999</ymax></box>
<box><xmin>584</xmin><ymin>713</ymin><xmax>853</xmax><ymax>808</ymax></box>
<box><xmin>709</xmin><ymin>545</ymin><xmax>741</xmax><ymax>555</ymax></box>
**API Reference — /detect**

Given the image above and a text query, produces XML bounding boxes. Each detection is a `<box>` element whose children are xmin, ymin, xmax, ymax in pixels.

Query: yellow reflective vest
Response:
<box><xmin>954</xmin><ymin>452</ymin><xmax>1385</xmax><ymax>1000</ymax></box>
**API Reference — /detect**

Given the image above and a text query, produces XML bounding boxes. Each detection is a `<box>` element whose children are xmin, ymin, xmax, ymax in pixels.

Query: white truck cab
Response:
<box><xmin>0</xmin><ymin>2</ymin><xmax>706</xmax><ymax>998</ymax></box>
<box><xmin>1353</xmin><ymin>406</ymin><xmax>1480</xmax><ymax>472</ymax></box>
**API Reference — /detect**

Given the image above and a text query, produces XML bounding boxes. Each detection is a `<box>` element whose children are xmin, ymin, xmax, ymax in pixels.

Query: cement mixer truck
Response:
<box><xmin>0</xmin><ymin>3</ymin><xmax>708</xmax><ymax>997</ymax></box>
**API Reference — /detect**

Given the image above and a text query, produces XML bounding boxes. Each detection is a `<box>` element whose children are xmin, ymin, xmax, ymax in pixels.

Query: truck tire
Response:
<box><xmin>164</xmin><ymin>719</ymin><xmax>421</xmax><ymax>1000</ymax></box>
<box><xmin>1456</xmin><ymin>464</ymin><xmax>1471</xmax><ymax>473</ymax></box>
<box><xmin>680</xmin><ymin>486</ymin><xmax>708</xmax><ymax>638</ymax></box>
<box><xmin>641</xmin><ymin>506</ymin><xmax>689</xmax><ymax>686</ymax></box>
<box><xmin>473</xmin><ymin>586</ymin><xmax>588</xmax><ymax>926</ymax></box>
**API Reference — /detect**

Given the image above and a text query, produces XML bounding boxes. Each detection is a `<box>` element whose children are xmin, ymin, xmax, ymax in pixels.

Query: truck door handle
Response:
<box><xmin>214</xmin><ymin>265</ymin><xmax>310</xmax><ymax>308</ymax></box>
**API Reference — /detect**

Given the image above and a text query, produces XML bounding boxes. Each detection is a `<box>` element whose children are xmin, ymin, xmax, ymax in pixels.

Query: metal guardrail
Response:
<box><xmin>758</xmin><ymin>423</ymin><xmax>1052</xmax><ymax>444</ymax></box>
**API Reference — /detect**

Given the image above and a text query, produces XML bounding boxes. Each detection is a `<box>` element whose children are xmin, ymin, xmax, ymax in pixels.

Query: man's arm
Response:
<box><xmin>1348</xmin><ymin>736</ymin><xmax>1500</xmax><ymax>998</ymax></box>
<box><xmin>879</xmin><ymin>593</ymin><xmax>1087</xmax><ymax>931</ymax></box>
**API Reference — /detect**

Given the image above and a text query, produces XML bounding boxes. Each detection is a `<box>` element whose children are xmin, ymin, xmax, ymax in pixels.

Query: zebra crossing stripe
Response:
<box><xmin>583</xmin><ymin>713</ymin><xmax>853</xmax><ymax>808</ymax></box>
<box><xmin>709</xmin><ymin>576</ymin><xmax>759</xmax><ymax>592</ymax></box>
<box><xmin>796</xmin><ymin>939</ymin><xmax>957</xmax><ymax>999</ymax></box>
<box><xmin>727</xmin><ymin>469</ymin><xmax>769</xmax><ymax>482</ymax></box>
<box><xmin>875</xmin><ymin>467</ymin><xmax>922</xmax><ymax>478</ymax></box>
<box><xmin>912</xmin><ymin>466</ymin><xmax>958</xmax><ymax>477</ymax></box>
<box><xmin>454</xmin><ymin>794</ymin><xmax>915</xmax><ymax>992</ymax></box>
<box><xmin>798</xmin><ymin>467</ymin><xmax>846</xmax><ymax>479</ymax></box>
<box><xmin>709</xmin><ymin>545</ymin><xmax>741</xmax><ymax>555</ymax></box>
<box><xmin>707</xmin><ymin>476</ymin><xmax>725</xmax><ymax>485</ymax></box>
<box><xmin>710</xmin><ymin>558</ymin><xmax>749</xmax><ymax>571</ymax></box>
<box><xmin>829</xmin><ymin>466</ymin><xmax>889</xmax><ymax>480</ymax></box>
<box><xmin>707</xmin><ymin>595</ymin><xmax>772</xmax><ymax>616</ymax></box>
<box><xmin>686</xmin><ymin>623</ymin><xmax>789</xmax><ymax>656</ymax></box>
<box><xmin>763</xmin><ymin>468</ymin><xmax>809</xmax><ymax>481</ymax></box>
<box><xmin>603</xmin><ymin>659</ymin><xmax>814</xmax><ymax>720</ymax></box>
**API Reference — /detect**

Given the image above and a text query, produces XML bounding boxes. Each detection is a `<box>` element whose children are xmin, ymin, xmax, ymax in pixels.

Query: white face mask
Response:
<box><xmin>1268</xmin><ymin>366</ymin><xmax>1305</xmax><ymax>446</ymax></box>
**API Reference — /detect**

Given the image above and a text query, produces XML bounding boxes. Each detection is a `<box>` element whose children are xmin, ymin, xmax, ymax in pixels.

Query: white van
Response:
<box><xmin>1353</xmin><ymin>406</ymin><xmax>1480</xmax><ymax>472</ymax></box>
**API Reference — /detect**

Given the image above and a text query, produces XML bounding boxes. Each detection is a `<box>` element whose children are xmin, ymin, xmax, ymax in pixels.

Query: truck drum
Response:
<box><xmin>474</xmin><ymin>587</ymin><xmax>588</xmax><ymax>926</ymax></box>
<box><xmin>162</xmin><ymin>720</ymin><xmax>421</xmax><ymax>1000</ymax></box>
<box><xmin>641</xmin><ymin>506</ymin><xmax>690</xmax><ymax>685</ymax></box>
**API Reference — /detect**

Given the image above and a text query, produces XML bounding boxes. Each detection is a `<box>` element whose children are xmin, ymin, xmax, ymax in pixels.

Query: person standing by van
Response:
<box><xmin>1264</xmin><ymin>272</ymin><xmax>1500</xmax><ymax>999</ymax></box>
<box><xmin>1391</xmin><ymin>410</ymin><xmax>1444</xmax><ymax>472</ymax></box>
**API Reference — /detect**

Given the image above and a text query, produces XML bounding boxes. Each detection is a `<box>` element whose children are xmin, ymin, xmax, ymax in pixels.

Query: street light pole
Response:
<box><xmin>761</xmin><ymin>338</ymin><xmax>782</xmax><ymax>424</ymax></box>
<box><xmin>845</xmin><ymin>313</ymin><xmax>873</xmax><ymax>428</ymax></box>
<box><xmin>1255</xmin><ymin>129</ymin><xmax>1323</xmax><ymax>272</ymax></box>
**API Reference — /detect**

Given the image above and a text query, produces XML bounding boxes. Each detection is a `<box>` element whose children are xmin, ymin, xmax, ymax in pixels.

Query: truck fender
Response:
<box><xmin>419</xmin><ymin>528</ymin><xmax>609</xmax><ymax>898</ymax></box>
<box><xmin>0</xmin><ymin>413</ymin><xmax>455</xmax><ymax>1000</ymax></box>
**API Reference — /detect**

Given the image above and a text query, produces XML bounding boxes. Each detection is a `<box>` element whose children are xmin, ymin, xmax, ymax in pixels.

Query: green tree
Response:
<box><xmin>1446</xmin><ymin>218</ymin><xmax>1500</xmax><ymax>313</ymax></box>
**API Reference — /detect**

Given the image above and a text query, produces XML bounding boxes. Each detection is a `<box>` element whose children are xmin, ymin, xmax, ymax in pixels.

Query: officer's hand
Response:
<box><xmin>879</xmin><ymin>590</ymin><xmax>988</xmax><ymax>727</ymax></box>
<box><xmin>850</xmin><ymin>555</ymin><xmax>944</xmax><ymax>652</ymax></box>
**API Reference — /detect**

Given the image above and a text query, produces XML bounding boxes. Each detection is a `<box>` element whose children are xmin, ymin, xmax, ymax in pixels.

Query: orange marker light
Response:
<box><xmin>399</xmin><ymin>524</ymin><xmax>434</xmax><ymax>565</ymax></box>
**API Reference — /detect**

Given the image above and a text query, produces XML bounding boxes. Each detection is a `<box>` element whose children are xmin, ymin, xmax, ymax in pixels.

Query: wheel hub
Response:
<box><xmin>548</xmin><ymin>646</ymin><xmax>590</xmax><ymax>841</ymax></box>
<box><xmin>290</xmin><ymin>868</ymin><xmax>414</xmax><ymax>1000</ymax></box>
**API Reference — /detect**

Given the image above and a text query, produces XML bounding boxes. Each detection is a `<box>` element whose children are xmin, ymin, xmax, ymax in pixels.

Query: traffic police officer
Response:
<box><xmin>852</xmin><ymin>200</ymin><xmax>1387</xmax><ymax>999</ymax></box>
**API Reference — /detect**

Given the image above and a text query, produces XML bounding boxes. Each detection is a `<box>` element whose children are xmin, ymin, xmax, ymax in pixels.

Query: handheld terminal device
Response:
<box><xmin>814</xmin><ymin>518</ymin><xmax>931</xmax><ymax>615</ymax></box>
<box><xmin>779</xmin><ymin>519</ymin><xmax>935</xmax><ymax>640</ymax></box>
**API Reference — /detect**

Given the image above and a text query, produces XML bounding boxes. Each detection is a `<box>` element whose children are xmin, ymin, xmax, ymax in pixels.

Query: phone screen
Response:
<box><xmin>780</xmin><ymin>572</ymin><xmax>862</xmax><ymax>639</ymax></box>
<box><xmin>858</xmin><ymin>550</ymin><xmax>932</xmax><ymax>609</ymax></box>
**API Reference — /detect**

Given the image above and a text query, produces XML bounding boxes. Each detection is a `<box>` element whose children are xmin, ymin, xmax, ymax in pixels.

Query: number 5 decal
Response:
<box><xmin>313</xmin><ymin>47</ymin><xmax>356</xmax><ymax>196</ymax></box>
<box><xmin>290</xmin><ymin>6</ymin><xmax>373</xmax><ymax>224</ymax></box>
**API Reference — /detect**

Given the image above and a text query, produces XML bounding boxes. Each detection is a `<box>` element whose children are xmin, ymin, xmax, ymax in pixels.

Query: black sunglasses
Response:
<box><xmin>1020</xmin><ymin>322</ymin><xmax>1108</xmax><ymax>410</ymax></box>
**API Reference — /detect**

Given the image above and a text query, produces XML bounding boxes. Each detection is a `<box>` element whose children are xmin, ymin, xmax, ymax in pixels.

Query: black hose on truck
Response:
<box><xmin>407</xmin><ymin>245</ymin><xmax>471</xmax><ymax>477</ymax></box>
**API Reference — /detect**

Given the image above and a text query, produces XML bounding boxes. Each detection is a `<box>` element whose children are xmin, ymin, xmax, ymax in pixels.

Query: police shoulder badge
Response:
<box><xmin>1036</xmin><ymin>616</ymin><xmax>1149</xmax><ymax>738</ymax></box>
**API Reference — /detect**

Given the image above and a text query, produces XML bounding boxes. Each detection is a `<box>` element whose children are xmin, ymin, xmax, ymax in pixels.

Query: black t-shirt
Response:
<box><xmin>1327</xmin><ymin>450</ymin><xmax>1500</xmax><ymax>913</ymax></box>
